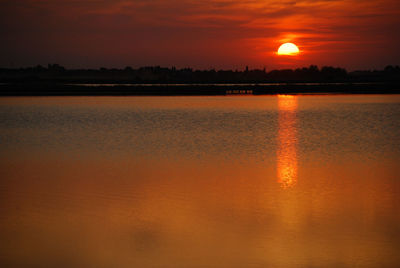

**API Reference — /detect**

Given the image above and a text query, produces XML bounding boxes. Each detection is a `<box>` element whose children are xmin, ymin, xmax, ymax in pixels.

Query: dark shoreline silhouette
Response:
<box><xmin>1</xmin><ymin>64</ymin><xmax>399</xmax><ymax>95</ymax></box>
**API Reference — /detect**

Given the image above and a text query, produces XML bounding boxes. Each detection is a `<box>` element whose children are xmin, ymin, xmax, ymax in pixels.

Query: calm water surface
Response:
<box><xmin>0</xmin><ymin>95</ymin><xmax>399</xmax><ymax>267</ymax></box>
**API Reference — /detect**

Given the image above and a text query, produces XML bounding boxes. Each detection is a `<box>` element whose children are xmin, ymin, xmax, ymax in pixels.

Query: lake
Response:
<box><xmin>0</xmin><ymin>95</ymin><xmax>399</xmax><ymax>267</ymax></box>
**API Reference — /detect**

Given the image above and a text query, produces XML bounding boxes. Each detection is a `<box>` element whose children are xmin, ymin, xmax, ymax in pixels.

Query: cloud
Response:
<box><xmin>0</xmin><ymin>0</ymin><xmax>399</xmax><ymax>69</ymax></box>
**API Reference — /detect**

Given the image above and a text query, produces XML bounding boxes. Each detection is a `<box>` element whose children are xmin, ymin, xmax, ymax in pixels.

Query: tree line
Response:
<box><xmin>1</xmin><ymin>64</ymin><xmax>399</xmax><ymax>83</ymax></box>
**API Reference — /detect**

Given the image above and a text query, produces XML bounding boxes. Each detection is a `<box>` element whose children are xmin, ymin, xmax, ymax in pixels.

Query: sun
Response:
<box><xmin>277</xmin><ymin>43</ymin><xmax>300</xmax><ymax>56</ymax></box>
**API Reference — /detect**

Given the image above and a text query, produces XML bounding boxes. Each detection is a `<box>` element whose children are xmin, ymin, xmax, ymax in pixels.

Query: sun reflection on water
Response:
<box><xmin>277</xmin><ymin>95</ymin><xmax>298</xmax><ymax>188</ymax></box>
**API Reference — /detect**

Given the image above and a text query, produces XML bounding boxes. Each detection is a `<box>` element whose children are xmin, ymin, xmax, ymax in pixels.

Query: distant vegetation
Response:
<box><xmin>1</xmin><ymin>64</ymin><xmax>400</xmax><ymax>84</ymax></box>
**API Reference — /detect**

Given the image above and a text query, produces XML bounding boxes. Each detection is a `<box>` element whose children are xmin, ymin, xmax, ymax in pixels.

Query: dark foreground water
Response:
<box><xmin>0</xmin><ymin>95</ymin><xmax>399</xmax><ymax>267</ymax></box>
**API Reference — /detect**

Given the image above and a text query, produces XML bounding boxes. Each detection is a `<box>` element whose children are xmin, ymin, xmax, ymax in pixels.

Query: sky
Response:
<box><xmin>1</xmin><ymin>0</ymin><xmax>400</xmax><ymax>70</ymax></box>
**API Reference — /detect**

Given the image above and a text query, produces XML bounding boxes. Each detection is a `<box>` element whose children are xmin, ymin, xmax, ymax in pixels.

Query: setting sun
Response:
<box><xmin>277</xmin><ymin>43</ymin><xmax>300</xmax><ymax>56</ymax></box>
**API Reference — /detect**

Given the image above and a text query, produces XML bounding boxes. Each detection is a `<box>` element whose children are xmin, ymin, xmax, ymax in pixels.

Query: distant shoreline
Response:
<box><xmin>2</xmin><ymin>64</ymin><xmax>399</xmax><ymax>95</ymax></box>
<box><xmin>0</xmin><ymin>82</ymin><xmax>399</xmax><ymax>96</ymax></box>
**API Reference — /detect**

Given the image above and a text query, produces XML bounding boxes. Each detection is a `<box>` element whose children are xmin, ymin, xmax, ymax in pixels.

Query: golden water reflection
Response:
<box><xmin>277</xmin><ymin>95</ymin><xmax>298</xmax><ymax>188</ymax></box>
<box><xmin>1</xmin><ymin>96</ymin><xmax>400</xmax><ymax>267</ymax></box>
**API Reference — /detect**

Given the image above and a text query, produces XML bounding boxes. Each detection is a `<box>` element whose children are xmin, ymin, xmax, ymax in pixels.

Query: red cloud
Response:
<box><xmin>1</xmin><ymin>0</ymin><xmax>399</xmax><ymax>69</ymax></box>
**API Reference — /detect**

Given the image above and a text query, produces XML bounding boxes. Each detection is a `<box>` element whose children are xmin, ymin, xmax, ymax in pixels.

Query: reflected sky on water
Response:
<box><xmin>0</xmin><ymin>95</ymin><xmax>399</xmax><ymax>267</ymax></box>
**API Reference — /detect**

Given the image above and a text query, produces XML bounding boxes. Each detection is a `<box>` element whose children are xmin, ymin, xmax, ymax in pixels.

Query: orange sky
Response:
<box><xmin>1</xmin><ymin>0</ymin><xmax>399</xmax><ymax>70</ymax></box>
